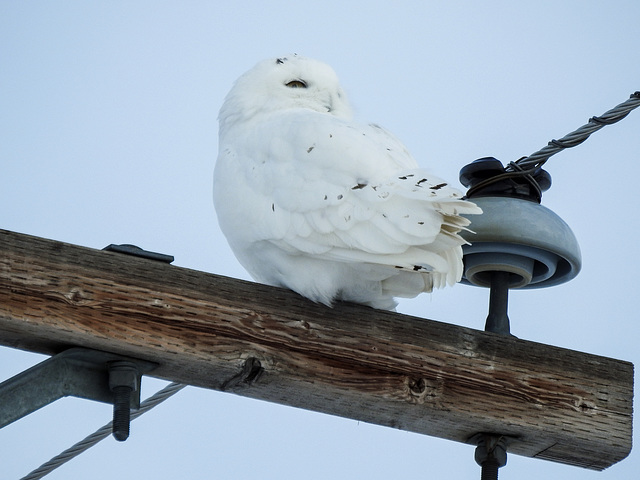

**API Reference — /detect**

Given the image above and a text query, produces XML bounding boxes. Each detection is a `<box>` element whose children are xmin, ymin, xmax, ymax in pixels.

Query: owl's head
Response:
<box><xmin>219</xmin><ymin>54</ymin><xmax>353</xmax><ymax>128</ymax></box>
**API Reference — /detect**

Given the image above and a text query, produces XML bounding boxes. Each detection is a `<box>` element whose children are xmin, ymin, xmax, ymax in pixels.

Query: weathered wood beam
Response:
<box><xmin>0</xmin><ymin>229</ymin><xmax>633</xmax><ymax>470</ymax></box>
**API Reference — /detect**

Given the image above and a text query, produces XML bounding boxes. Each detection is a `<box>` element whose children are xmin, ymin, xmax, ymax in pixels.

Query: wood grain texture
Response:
<box><xmin>0</xmin><ymin>229</ymin><xmax>633</xmax><ymax>469</ymax></box>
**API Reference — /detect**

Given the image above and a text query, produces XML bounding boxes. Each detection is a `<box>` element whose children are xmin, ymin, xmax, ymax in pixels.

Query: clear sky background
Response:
<box><xmin>1</xmin><ymin>1</ymin><xmax>639</xmax><ymax>479</ymax></box>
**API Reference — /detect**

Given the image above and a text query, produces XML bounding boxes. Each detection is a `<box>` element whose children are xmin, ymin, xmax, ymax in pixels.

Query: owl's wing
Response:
<box><xmin>215</xmin><ymin>111</ymin><xmax>481</xmax><ymax>286</ymax></box>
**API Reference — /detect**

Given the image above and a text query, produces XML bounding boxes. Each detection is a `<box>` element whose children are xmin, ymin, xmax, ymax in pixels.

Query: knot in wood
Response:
<box><xmin>575</xmin><ymin>398</ymin><xmax>597</xmax><ymax>414</ymax></box>
<box><xmin>63</xmin><ymin>287</ymin><xmax>94</xmax><ymax>306</ymax></box>
<box><xmin>221</xmin><ymin>357</ymin><xmax>264</xmax><ymax>391</ymax></box>
<box><xmin>405</xmin><ymin>376</ymin><xmax>440</xmax><ymax>404</ymax></box>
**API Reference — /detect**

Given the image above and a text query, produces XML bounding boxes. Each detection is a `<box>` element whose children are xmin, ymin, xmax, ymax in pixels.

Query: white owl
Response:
<box><xmin>214</xmin><ymin>55</ymin><xmax>481</xmax><ymax>310</ymax></box>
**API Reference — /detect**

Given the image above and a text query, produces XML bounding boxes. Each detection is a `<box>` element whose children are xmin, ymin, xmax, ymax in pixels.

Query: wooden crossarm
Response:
<box><xmin>0</xmin><ymin>229</ymin><xmax>633</xmax><ymax>470</ymax></box>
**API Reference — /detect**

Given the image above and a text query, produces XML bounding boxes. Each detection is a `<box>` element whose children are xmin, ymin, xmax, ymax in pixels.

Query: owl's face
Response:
<box><xmin>219</xmin><ymin>54</ymin><xmax>353</xmax><ymax>129</ymax></box>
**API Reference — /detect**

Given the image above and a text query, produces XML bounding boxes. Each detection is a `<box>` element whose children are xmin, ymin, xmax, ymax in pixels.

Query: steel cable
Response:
<box><xmin>19</xmin><ymin>382</ymin><xmax>187</xmax><ymax>480</ymax></box>
<box><xmin>511</xmin><ymin>91</ymin><xmax>640</xmax><ymax>172</ymax></box>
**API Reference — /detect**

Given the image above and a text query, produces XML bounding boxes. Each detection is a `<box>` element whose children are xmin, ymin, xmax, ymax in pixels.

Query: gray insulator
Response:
<box><xmin>460</xmin><ymin>196</ymin><xmax>581</xmax><ymax>289</ymax></box>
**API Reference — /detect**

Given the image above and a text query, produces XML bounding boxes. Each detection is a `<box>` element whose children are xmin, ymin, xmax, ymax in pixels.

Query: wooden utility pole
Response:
<box><xmin>0</xmin><ymin>229</ymin><xmax>633</xmax><ymax>470</ymax></box>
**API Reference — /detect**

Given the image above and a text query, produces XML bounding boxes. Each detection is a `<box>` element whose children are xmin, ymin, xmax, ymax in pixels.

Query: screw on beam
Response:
<box><xmin>108</xmin><ymin>361</ymin><xmax>139</xmax><ymax>442</ymax></box>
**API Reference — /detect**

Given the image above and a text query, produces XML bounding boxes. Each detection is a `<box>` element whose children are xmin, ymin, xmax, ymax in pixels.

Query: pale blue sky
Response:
<box><xmin>1</xmin><ymin>1</ymin><xmax>639</xmax><ymax>479</ymax></box>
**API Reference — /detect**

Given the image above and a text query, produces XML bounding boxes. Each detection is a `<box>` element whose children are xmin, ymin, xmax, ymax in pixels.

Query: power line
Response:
<box><xmin>20</xmin><ymin>382</ymin><xmax>187</xmax><ymax>480</ymax></box>
<box><xmin>464</xmin><ymin>92</ymin><xmax>640</xmax><ymax>200</ymax></box>
<box><xmin>512</xmin><ymin>91</ymin><xmax>640</xmax><ymax>171</ymax></box>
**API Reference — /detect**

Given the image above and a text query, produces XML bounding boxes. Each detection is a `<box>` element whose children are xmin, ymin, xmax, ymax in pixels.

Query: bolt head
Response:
<box><xmin>108</xmin><ymin>361</ymin><xmax>139</xmax><ymax>391</ymax></box>
<box><xmin>474</xmin><ymin>435</ymin><xmax>508</xmax><ymax>468</ymax></box>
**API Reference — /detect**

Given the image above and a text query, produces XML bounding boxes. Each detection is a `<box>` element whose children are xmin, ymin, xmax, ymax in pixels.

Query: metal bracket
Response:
<box><xmin>0</xmin><ymin>243</ymin><xmax>169</xmax><ymax>440</ymax></box>
<box><xmin>102</xmin><ymin>244</ymin><xmax>174</xmax><ymax>264</ymax></box>
<box><xmin>0</xmin><ymin>348</ymin><xmax>157</xmax><ymax>435</ymax></box>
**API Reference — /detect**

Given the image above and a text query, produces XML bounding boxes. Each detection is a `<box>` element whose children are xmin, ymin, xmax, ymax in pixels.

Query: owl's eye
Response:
<box><xmin>285</xmin><ymin>80</ymin><xmax>307</xmax><ymax>88</ymax></box>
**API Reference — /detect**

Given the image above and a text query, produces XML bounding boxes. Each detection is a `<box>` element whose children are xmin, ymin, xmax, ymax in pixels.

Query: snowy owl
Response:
<box><xmin>214</xmin><ymin>54</ymin><xmax>481</xmax><ymax>310</ymax></box>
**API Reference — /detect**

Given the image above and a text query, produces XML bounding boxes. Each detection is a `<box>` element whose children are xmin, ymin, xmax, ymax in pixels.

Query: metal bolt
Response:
<box><xmin>485</xmin><ymin>271</ymin><xmax>512</xmax><ymax>336</ymax></box>
<box><xmin>480</xmin><ymin>457</ymin><xmax>500</xmax><ymax>480</ymax></box>
<box><xmin>108</xmin><ymin>361</ymin><xmax>139</xmax><ymax>442</ymax></box>
<box><xmin>111</xmin><ymin>385</ymin><xmax>132</xmax><ymax>441</ymax></box>
<box><xmin>474</xmin><ymin>434</ymin><xmax>508</xmax><ymax>480</ymax></box>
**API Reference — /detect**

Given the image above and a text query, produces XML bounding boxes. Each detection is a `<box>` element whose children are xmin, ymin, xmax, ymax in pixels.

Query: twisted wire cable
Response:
<box><xmin>20</xmin><ymin>382</ymin><xmax>187</xmax><ymax>480</ymax></box>
<box><xmin>511</xmin><ymin>91</ymin><xmax>640</xmax><ymax>171</ymax></box>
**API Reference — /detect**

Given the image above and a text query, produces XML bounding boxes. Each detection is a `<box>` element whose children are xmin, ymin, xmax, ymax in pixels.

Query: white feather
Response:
<box><xmin>214</xmin><ymin>54</ymin><xmax>481</xmax><ymax>310</ymax></box>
